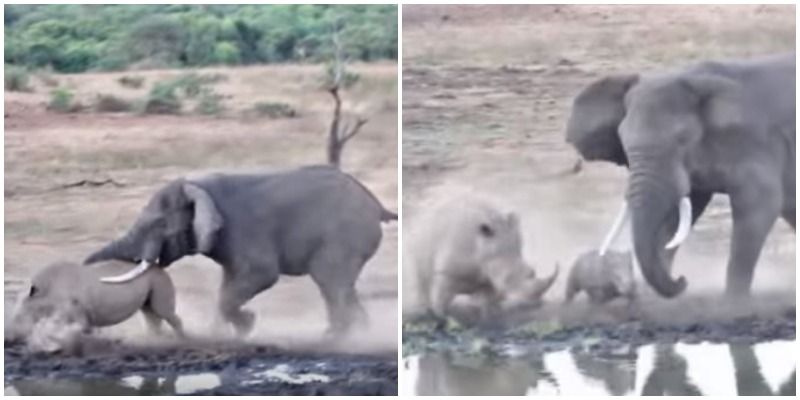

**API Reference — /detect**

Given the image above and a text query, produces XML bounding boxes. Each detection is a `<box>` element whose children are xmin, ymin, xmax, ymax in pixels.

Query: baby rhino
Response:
<box><xmin>408</xmin><ymin>194</ymin><xmax>558</xmax><ymax>326</ymax></box>
<box><xmin>7</xmin><ymin>260</ymin><xmax>184</xmax><ymax>353</ymax></box>
<box><xmin>565</xmin><ymin>250</ymin><xmax>636</xmax><ymax>305</ymax></box>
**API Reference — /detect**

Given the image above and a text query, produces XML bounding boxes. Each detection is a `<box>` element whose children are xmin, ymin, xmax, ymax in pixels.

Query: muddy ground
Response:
<box><xmin>5</xmin><ymin>341</ymin><xmax>396</xmax><ymax>395</ymax></box>
<box><xmin>4</xmin><ymin>63</ymin><xmax>398</xmax><ymax>394</ymax></box>
<box><xmin>401</xmin><ymin>4</ymin><xmax>795</xmax><ymax>358</ymax></box>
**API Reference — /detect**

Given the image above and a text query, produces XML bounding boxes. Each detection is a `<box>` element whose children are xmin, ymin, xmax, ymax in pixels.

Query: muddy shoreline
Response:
<box><xmin>403</xmin><ymin>307</ymin><xmax>795</xmax><ymax>358</ymax></box>
<box><xmin>5</xmin><ymin>342</ymin><xmax>397</xmax><ymax>395</ymax></box>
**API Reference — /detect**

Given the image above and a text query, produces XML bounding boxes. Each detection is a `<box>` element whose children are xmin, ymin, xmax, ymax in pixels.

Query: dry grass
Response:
<box><xmin>403</xmin><ymin>5</ymin><xmax>795</xmax><ymax>69</ymax></box>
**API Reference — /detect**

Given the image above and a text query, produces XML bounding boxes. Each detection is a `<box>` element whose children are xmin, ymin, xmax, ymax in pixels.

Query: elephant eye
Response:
<box><xmin>29</xmin><ymin>285</ymin><xmax>38</xmax><ymax>297</ymax></box>
<box><xmin>479</xmin><ymin>223</ymin><xmax>495</xmax><ymax>238</ymax></box>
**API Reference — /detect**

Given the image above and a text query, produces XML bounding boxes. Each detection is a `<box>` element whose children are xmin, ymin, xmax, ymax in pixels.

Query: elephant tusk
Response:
<box><xmin>600</xmin><ymin>201</ymin><xmax>630</xmax><ymax>256</ymax></box>
<box><xmin>665</xmin><ymin>197</ymin><xmax>693</xmax><ymax>249</ymax></box>
<box><xmin>100</xmin><ymin>260</ymin><xmax>151</xmax><ymax>284</ymax></box>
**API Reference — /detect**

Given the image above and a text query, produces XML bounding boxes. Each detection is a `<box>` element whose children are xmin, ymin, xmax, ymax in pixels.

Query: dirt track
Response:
<box><xmin>4</xmin><ymin>63</ymin><xmax>398</xmax><ymax>394</ymax></box>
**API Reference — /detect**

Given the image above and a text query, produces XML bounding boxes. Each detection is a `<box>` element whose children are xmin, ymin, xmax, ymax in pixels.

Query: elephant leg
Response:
<box><xmin>781</xmin><ymin>207</ymin><xmax>795</xmax><ymax>229</ymax></box>
<box><xmin>309</xmin><ymin>247</ymin><xmax>368</xmax><ymax>336</ymax></box>
<box><xmin>218</xmin><ymin>265</ymin><xmax>279</xmax><ymax>337</ymax></box>
<box><xmin>726</xmin><ymin>184</ymin><xmax>781</xmax><ymax>297</ymax></box>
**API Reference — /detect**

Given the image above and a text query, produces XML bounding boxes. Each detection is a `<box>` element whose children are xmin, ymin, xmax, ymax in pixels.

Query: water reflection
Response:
<box><xmin>5</xmin><ymin>372</ymin><xmax>222</xmax><ymax>396</ymax></box>
<box><xmin>404</xmin><ymin>341</ymin><xmax>796</xmax><ymax>396</ymax></box>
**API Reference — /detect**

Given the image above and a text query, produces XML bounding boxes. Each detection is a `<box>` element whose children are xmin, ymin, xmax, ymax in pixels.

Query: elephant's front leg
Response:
<box><xmin>726</xmin><ymin>181</ymin><xmax>781</xmax><ymax>297</ymax></box>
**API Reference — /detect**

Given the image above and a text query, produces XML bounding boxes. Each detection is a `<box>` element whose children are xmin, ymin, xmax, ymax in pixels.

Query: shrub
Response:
<box><xmin>250</xmin><ymin>101</ymin><xmax>297</xmax><ymax>119</ymax></box>
<box><xmin>194</xmin><ymin>89</ymin><xmax>224</xmax><ymax>116</ymax></box>
<box><xmin>36</xmin><ymin>71</ymin><xmax>59</xmax><ymax>87</ymax></box>
<box><xmin>5</xmin><ymin>66</ymin><xmax>31</xmax><ymax>92</ymax></box>
<box><xmin>323</xmin><ymin>63</ymin><xmax>360</xmax><ymax>89</ymax></box>
<box><xmin>143</xmin><ymin>82</ymin><xmax>181</xmax><ymax>114</ymax></box>
<box><xmin>117</xmin><ymin>76</ymin><xmax>145</xmax><ymax>89</ymax></box>
<box><xmin>213</xmin><ymin>42</ymin><xmax>241</xmax><ymax>65</ymax></box>
<box><xmin>48</xmin><ymin>88</ymin><xmax>82</xmax><ymax>113</ymax></box>
<box><xmin>94</xmin><ymin>94</ymin><xmax>134</xmax><ymax>112</ymax></box>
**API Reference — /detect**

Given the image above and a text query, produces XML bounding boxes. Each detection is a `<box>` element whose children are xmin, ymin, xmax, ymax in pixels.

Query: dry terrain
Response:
<box><xmin>5</xmin><ymin>62</ymin><xmax>398</xmax><ymax>394</ymax></box>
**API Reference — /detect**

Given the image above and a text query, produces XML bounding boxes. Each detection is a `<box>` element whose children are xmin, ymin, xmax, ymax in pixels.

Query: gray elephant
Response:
<box><xmin>565</xmin><ymin>249</ymin><xmax>635</xmax><ymax>305</ymax></box>
<box><xmin>84</xmin><ymin>165</ymin><xmax>397</xmax><ymax>336</ymax></box>
<box><xmin>7</xmin><ymin>260</ymin><xmax>183</xmax><ymax>353</ymax></box>
<box><xmin>407</xmin><ymin>194</ymin><xmax>558</xmax><ymax>326</ymax></box>
<box><xmin>566</xmin><ymin>53</ymin><xmax>795</xmax><ymax>298</ymax></box>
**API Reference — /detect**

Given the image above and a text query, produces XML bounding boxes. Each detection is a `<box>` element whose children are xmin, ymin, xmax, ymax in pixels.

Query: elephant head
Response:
<box><xmin>84</xmin><ymin>179</ymin><xmax>223</xmax><ymax>282</ymax></box>
<box><xmin>567</xmin><ymin>72</ymin><xmax>743</xmax><ymax>297</ymax></box>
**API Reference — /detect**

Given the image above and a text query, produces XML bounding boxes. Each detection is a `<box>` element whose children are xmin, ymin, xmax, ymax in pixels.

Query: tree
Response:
<box><xmin>324</xmin><ymin>23</ymin><xmax>367</xmax><ymax>168</ymax></box>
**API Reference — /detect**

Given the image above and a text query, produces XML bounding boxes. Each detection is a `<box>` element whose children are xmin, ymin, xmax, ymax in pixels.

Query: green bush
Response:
<box><xmin>48</xmin><ymin>88</ymin><xmax>82</xmax><ymax>113</ymax></box>
<box><xmin>117</xmin><ymin>76</ymin><xmax>145</xmax><ymax>89</ymax></box>
<box><xmin>94</xmin><ymin>94</ymin><xmax>134</xmax><ymax>112</ymax></box>
<box><xmin>5</xmin><ymin>66</ymin><xmax>31</xmax><ymax>92</ymax></box>
<box><xmin>4</xmin><ymin>5</ymin><xmax>397</xmax><ymax>72</ymax></box>
<box><xmin>143</xmin><ymin>82</ymin><xmax>181</xmax><ymax>114</ymax></box>
<box><xmin>195</xmin><ymin>90</ymin><xmax>224</xmax><ymax>116</ymax></box>
<box><xmin>213</xmin><ymin>42</ymin><xmax>241</xmax><ymax>65</ymax></box>
<box><xmin>250</xmin><ymin>101</ymin><xmax>297</xmax><ymax>119</ymax></box>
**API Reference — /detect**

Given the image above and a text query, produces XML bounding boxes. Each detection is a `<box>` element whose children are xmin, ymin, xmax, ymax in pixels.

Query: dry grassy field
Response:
<box><xmin>402</xmin><ymin>5</ymin><xmax>795</xmax><ymax>313</ymax></box>
<box><xmin>5</xmin><ymin>62</ymin><xmax>398</xmax><ymax>354</ymax></box>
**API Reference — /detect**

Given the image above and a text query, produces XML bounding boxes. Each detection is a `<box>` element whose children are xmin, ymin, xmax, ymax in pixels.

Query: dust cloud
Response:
<box><xmin>402</xmin><ymin>171</ymin><xmax>795</xmax><ymax>326</ymax></box>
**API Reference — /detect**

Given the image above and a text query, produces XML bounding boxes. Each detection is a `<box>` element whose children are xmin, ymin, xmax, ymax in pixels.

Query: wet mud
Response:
<box><xmin>5</xmin><ymin>342</ymin><xmax>397</xmax><ymax>395</ymax></box>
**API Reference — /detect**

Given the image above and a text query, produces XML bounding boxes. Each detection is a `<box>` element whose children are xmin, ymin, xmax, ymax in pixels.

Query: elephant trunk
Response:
<box><xmin>628</xmin><ymin>175</ymin><xmax>688</xmax><ymax>298</ymax></box>
<box><xmin>84</xmin><ymin>234</ymin><xmax>136</xmax><ymax>265</ymax></box>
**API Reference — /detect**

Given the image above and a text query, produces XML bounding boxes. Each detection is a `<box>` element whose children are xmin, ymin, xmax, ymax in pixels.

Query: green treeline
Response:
<box><xmin>4</xmin><ymin>4</ymin><xmax>397</xmax><ymax>73</ymax></box>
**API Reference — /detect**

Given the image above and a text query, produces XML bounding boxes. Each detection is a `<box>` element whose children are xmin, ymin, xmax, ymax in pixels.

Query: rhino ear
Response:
<box><xmin>182</xmin><ymin>183</ymin><xmax>223</xmax><ymax>254</ymax></box>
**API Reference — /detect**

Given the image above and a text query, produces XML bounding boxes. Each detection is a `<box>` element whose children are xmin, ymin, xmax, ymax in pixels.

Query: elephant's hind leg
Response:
<box><xmin>218</xmin><ymin>265</ymin><xmax>279</xmax><ymax>337</ymax></box>
<box><xmin>309</xmin><ymin>246</ymin><xmax>369</xmax><ymax>337</ymax></box>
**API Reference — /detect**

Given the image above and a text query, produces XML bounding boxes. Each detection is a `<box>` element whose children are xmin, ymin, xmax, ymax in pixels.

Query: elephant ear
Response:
<box><xmin>182</xmin><ymin>183</ymin><xmax>223</xmax><ymax>254</ymax></box>
<box><xmin>566</xmin><ymin>74</ymin><xmax>639</xmax><ymax>166</ymax></box>
<box><xmin>681</xmin><ymin>74</ymin><xmax>744</xmax><ymax>133</ymax></box>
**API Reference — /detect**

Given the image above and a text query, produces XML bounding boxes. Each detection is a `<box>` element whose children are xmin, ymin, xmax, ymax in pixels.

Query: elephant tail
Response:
<box><xmin>381</xmin><ymin>208</ymin><xmax>398</xmax><ymax>222</ymax></box>
<box><xmin>340</xmin><ymin>170</ymin><xmax>398</xmax><ymax>223</ymax></box>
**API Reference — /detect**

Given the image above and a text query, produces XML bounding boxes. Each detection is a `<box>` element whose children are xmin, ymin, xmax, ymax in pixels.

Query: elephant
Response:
<box><xmin>570</xmin><ymin>346</ymin><xmax>636</xmax><ymax>395</ymax></box>
<box><xmin>6</xmin><ymin>260</ymin><xmax>183</xmax><ymax>353</ymax></box>
<box><xmin>566</xmin><ymin>52</ymin><xmax>795</xmax><ymax>298</ymax></box>
<box><xmin>406</xmin><ymin>194</ymin><xmax>558</xmax><ymax>326</ymax></box>
<box><xmin>564</xmin><ymin>249</ymin><xmax>636</xmax><ymax>305</ymax></box>
<box><xmin>83</xmin><ymin>165</ymin><xmax>397</xmax><ymax>337</ymax></box>
<box><xmin>641</xmin><ymin>344</ymin><xmax>702</xmax><ymax>395</ymax></box>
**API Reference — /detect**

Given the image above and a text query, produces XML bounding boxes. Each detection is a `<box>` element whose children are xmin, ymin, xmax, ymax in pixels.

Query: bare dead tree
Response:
<box><xmin>325</xmin><ymin>25</ymin><xmax>368</xmax><ymax>167</ymax></box>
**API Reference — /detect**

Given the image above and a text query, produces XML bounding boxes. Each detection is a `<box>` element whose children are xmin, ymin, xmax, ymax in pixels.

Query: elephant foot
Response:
<box><xmin>232</xmin><ymin>310</ymin><xmax>255</xmax><ymax>338</ymax></box>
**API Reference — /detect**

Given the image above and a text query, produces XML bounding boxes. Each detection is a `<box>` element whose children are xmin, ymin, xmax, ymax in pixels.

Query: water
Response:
<box><xmin>3</xmin><ymin>363</ymin><xmax>332</xmax><ymax>396</ymax></box>
<box><xmin>402</xmin><ymin>340</ymin><xmax>796</xmax><ymax>396</ymax></box>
